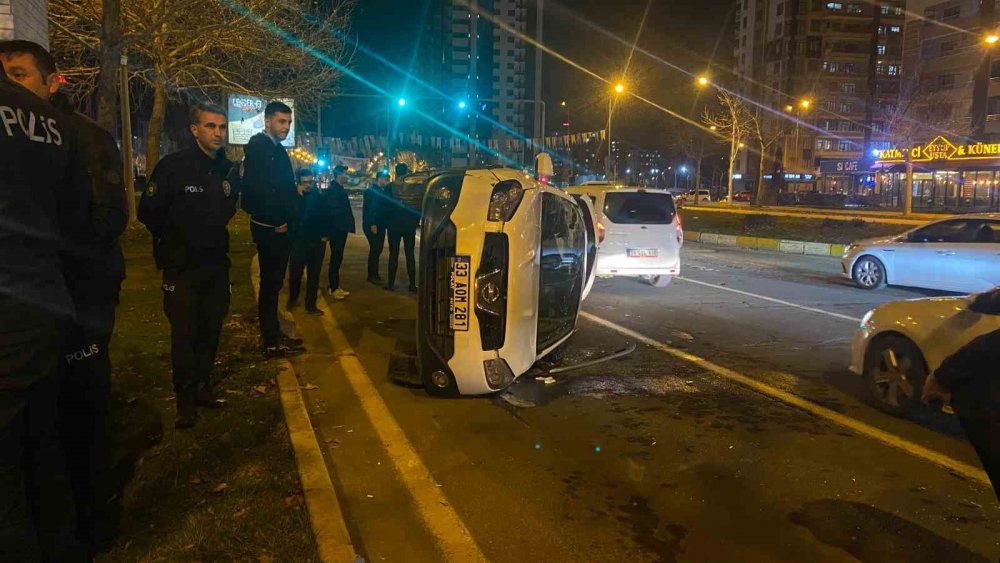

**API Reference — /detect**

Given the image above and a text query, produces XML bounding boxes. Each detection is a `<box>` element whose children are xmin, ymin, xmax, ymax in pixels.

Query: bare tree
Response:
<box><xmin>702</xmin><ymin>91</ymin><xmax>753</xmax><ymax>203</ymax></box>
<box><xmin>747</xmin><ymin>106</ymin><xmax>794</xmax><ymax>206</ymax></box>
<box><xmin>671</xmin><ymin>126</ymin><xmax>714</xmax><ymax>203</ymax></box>
<box><xmin>50</xmin><ymin>0</ymin><xmax>353</xmax><ymax>168</ymax></box>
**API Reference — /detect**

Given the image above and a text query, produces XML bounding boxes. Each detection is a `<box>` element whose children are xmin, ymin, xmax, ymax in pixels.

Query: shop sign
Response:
<box><xmin>819</xmin><ymin>160</ymin><xmax>859</xmax><ymax>173</ymax></box>
<box><xmin>876</xmin><ymin>135</ymin><xmax>1000</xmax><ymax>163</ymax></box>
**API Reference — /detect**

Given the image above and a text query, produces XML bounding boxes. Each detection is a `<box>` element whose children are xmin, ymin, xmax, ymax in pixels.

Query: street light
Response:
<box><xmin>800</xmin><ymin>99</ymin><xmax>811</xmax><ymax>109</ymax></box>
<box><xmin>608</xmin><ymin>82</ymin><xmax>626</xmax><ymax>180</ymax></box>
<box><xmin>397</xmin><ymin>97</ymin><xmax>407</xmax><ymax>107</ymax></box>
<box><xmin>457</xmin><ymin>100</ymin><xmax>467</xmax><ymax>110</ymax></box>
<box><xmin>696</xmin><ymin>75</ymin><xmax>710</xmax><ymax>87</ymax></box>
<box><xmin>987</xmin><ymin>34</ymin><xmax>1000</xmax><ymax>45</ymax></box>
<box><xmin>561</xmin><ymin>100</ymin><xmax>567</xmax><ymax>107</ymax></box>
<box><xmin>785</xmin><ymin>104</ymin><xmax>794</xmax><ymax>112</ymax></box>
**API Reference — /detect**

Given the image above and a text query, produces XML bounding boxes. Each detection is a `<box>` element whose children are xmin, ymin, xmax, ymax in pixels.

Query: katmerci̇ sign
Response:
<box><xmin>876</xmin><ymin>135</ymin><xmax>1000</xmax><ymax>163</ymax></box>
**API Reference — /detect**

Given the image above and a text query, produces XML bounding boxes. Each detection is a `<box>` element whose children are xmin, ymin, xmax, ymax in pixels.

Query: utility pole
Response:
<box><xmin>120</xmin><ymin>53</ymin><xmax>136</xmax><ymax>223</ymax></box>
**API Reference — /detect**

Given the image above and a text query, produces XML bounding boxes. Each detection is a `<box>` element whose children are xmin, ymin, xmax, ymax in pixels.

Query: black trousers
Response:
<box><xmin>0</xmin><ymin>318</ymin><xmax>83</xmax><ymax>561</ymax></box>
<box><xmin>387</xmin><ymin>228</ymin><xmax>417</xmax><ymax>288</ymax></box>
<box><xmin>289</xmin><ymin>238</ymin><xmax>326</xmax><ymax>309</ymax></box>
<box><xmin>365</xmin><ymin>227</ymin><xmax>386</xmax><ymax>280</ymax></box>
<box><xmin>251</xmin><ymin>224</ymin><xmax>291</xmax><ymax>346</ymax></box>
<box><xmin>959</xmin><ymin>416</ymin><xmax>1000</xmax><ymax>501</ymax></box>
<box><xmin>58</xmin><ymin>279</ymin><xmax>121</xmax><ymax>548</ymax></box>
<box><xmin>326</xmin><ymin>231</ymin><xmax>349</xmax><ymax>292</ymax></box>
<box><xmin>162</xmin><ymin>264</ymin><xmax>230</xmax><ymax>406</ymax></box>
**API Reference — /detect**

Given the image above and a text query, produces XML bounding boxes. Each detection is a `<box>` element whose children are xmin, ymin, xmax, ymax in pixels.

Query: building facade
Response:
<box><xmin>733</xmin><ymin>0</ymin><xmax>905</xmax><ymax>195</ymax></box>
<box><xmin>0</xmin><ymin>0</ymin><xmax>49</xmax><ymax>48</ymax></box>
<box><xmin>420</xmin><ymin>0</ymin><xmax>543</xmax><ymax>167</ymax></box>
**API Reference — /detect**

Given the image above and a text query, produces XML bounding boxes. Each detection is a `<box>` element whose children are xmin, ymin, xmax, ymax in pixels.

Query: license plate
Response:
<box><xmin>627</xmin><ymin>248</ymin><xmax>658</xmax><ymax>258</ymax></box>
<box><xmin>450</xmin><ymin>256</ymin><xmax>472</xmax><ymax>332</ymax></box>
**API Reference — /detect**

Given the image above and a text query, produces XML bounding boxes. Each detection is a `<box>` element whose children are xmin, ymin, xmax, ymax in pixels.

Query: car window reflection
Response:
<box><xmin>537</xmin><ymin>193</ymin><xmax>585</xmax><ymax>353</ymax></box>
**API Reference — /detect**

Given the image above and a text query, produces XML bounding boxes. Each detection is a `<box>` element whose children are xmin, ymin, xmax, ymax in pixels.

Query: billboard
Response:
<box><xmin>227</xmin><ymin>94</ymin><xmax>295</xmax><ymax>147</ymax></box>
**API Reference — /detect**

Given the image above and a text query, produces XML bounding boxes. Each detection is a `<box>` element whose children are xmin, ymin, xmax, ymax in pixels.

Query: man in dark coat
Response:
<box><xmin>325</xmin><ymin>165</ymin><xmax>357</xmax><ymax>299</ymax></box>
<box><xmin>362</xmin><ymin>170</ymin><xmax>391</xmax><ymax>284</ymax></box>
<box><xmin>287</xmin><ymin>167</ymin><xmax>322</xmax><ymax>313</ymax></box>
<box><xmin>385</xmin><ymin>163</ymin><xmax>420</xmax><ymax>292</ymax></box>
<box><xmin>923</xmin><ymin>288</ymin><xmax>1000</xmax><ymax>501</ymax></box>
<box><xmin>240</xmin><ymin>101</ymin><xmax>305</xmax><ymax>357</ymax></box>
<box><xmin>1</xmin><ymin>39</ymin><xmax>128</xmax><ymax>552</ymax></box>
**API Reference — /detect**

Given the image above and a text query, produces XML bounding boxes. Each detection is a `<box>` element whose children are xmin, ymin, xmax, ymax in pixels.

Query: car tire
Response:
<box><xmin>648</xmin><ymin>275</ymin><xmax>673</xmax><ymax>288</ymax></box>
<box><xmin>863</xmin><ymin>334</ymin><xmax>927</xmax><ymax>417</ymax></box>
<box><xmin>852</xmin><ymin>256</ymin><xmax>886</xmax><ymax>290</ymax></box>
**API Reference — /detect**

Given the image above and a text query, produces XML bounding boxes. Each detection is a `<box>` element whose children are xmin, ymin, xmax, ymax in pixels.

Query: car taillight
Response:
<box><xmin>675</xmin><ymin>213</ymin><xmax>684</xmax><ymax>245</ymax></box>
<box><xmin>597</xmin><ymin>221</ymin><xmax>606</xmax><ymax>245</ymax></box>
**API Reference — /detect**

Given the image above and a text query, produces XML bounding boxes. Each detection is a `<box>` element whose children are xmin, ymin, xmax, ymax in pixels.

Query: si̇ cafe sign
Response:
<box><xmin>876</xmin><ymin>135</ymin><xmax>1000</xmax><ymax>163</ymax></box>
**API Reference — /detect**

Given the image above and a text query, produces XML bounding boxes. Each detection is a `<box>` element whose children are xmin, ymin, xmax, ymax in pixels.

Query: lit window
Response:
<box><xmin>826</xmin><ymin>2</ymin><xmax>843</xmax><ymax>10</ymax></box>
<box><xmin>890</xmin><ymin>25</ymin><xmax>901</xmax><ymax>33</ymax></box>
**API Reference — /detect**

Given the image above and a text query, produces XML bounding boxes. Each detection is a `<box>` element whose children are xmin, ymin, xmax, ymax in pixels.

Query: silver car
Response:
<box><xmin>842</xmin><ymin>213</ymin><xmax>1000</xmax><ymax>293</ymax></box>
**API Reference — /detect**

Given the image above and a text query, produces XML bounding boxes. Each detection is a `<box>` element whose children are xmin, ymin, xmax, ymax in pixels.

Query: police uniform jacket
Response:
<box><xmin>138</xmin><ymin>146</ymin><xmax>238</xmax><ymax>270</ymax></box>
<box><xmin>0</xmin><ymin>72</ymin><xmax>76</xmax><ymax>334</ymax></box>
<box><xmin>240</xmin><ymin>132</ymin><xmax>299</xmax><ymax>230</ymax></box>
<box><xmin>53</xmin><ymin>94</ymin><xmax>128</xmax><ymax>285</ymax></box>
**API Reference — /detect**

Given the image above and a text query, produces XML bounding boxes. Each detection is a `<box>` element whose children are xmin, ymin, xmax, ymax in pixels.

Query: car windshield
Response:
<box><xmin>603</xmin><ymin>192</ymin><xmax>676</xmax><ymax>224</ymax></box>
<box><xmin>536</xmin><ymin>193</ymin><xmax>586</xmax><ymax>353</ymax></box>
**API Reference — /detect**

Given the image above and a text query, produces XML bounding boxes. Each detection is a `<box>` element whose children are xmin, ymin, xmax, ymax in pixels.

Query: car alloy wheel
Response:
<box><xmin>648</xmin><ymin>275</ymin><xmax>672</xmax><ymax>288</ymax></box>
<box><xmin>864</xmin><ymin>335</ymin><xmax>926</xmax><ymax>417</ymax></box>
<box><xmin>853</xmin><ymin>256</ymin><xmax>885</xmax><ymax>289</ymax></box>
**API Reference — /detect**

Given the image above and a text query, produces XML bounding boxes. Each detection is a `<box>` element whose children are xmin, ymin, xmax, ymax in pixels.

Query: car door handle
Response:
<box><xmin>937</xmin><ymin>251</ymin><xmax>955</xmax><ymax>256</ymax></box>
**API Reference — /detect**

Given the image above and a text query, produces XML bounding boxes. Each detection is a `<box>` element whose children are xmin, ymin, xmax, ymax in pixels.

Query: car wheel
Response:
<box><xmin>852</xmin><ymin>256</ymin><xmax>886</xmax><ymax>290</ymax></box>
<box><xmin>648</xmin><ymin>275</ymin><xmax>673</xmax><ymax>288</ymax></box>
<box><xmin>863</xmin><ymin>335</ymin><xmax>927</xmax><ymax>417</ymax></box>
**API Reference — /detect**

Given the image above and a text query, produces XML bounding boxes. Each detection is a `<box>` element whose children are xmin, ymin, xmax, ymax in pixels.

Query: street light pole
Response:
<box><xmin>607</xmin><ymin>82</ymin><xmax>625</xmax><ymax>181</ymax></box>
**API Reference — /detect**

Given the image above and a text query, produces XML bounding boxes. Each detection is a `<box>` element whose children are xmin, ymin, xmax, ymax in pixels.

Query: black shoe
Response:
<box><xmin>305</xmin><ymin>307</ymin><xmax>324</xmax><ymax>316</ymax></box>
<box><xmin>367</xmin><ymin>277</ymin><xmax>381</xmax><ymax>285</ymax></box>
<box><xmin>281</xmin><ymin>335</ymin><xmax>304</xmax><ymax>347</ymax></box>
<box><xmin>408</xmin><ymin>285</ymin><xmax>418</xmax><ymax>294</ymax></box>
<box><xmin>262</xmin><ymin>343</ymin><xmax>306</xmax><ymax>359</ymax></box>
<box><xmin>384</xmin><ymin>283</ymin><xmax>395</xmax><ymax>291</ymax></box>
<box><xmin>286</xmin><ymin>295</ymin><xmax>299</xmax><ymax>310</ymax></box>
<box><xmin>175</xmin><ymin>403</ymin><xmax>198</xmax><ymax>429</ymax></box>
<box><xmin>196</xmin><ymin>387</ymin><xmax>226</xmax><ymax>409</ymax></box>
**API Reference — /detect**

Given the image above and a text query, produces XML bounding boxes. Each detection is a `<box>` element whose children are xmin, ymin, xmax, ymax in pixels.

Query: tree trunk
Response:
<box><xmin>146</xmin><ymin>78</ymin><xmax>168</xmax><ymax>171</ymax></box>
<box><xmin>753</xmin><ymin>140</ymin><xmax>766</xmax><ymax>207</ymax></box>
<box><xmin>95</xmin><ymin>0</ymin><xmax>122</xmax><ymax>133</ymax></box>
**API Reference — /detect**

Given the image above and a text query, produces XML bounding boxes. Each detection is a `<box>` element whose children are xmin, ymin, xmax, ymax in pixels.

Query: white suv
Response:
<box><xmin>417</xmin><ymin>168</ymin><xmax>598</xmax><ymax>396</ymax></box>
<box><xmin>565</xmin><ymin>185</ymin><xmax>683</xmax><ymax>287</ymax></box>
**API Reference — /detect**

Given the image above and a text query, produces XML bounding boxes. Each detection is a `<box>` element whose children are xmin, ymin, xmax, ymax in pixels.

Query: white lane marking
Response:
<box><xmin>677</xmin><ymin>276</ymin><xmax>863</xmax><ymax>322</ymax></box>
<box><xmin>580</xmin><ymin>311</ymin><xmax>992</xmax><ymax>487</ymax></box>
<box><xmin>315</xmin><ymin>301</ymin><xmax>486</xmax><ymax>562</ymax></box>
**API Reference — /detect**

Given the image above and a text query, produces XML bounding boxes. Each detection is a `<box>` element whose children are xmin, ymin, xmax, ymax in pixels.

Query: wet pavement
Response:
<box><xmin>285</xmin><ymin>226</ymin><xmax>1000</xmax><ymax>562</ymax></box>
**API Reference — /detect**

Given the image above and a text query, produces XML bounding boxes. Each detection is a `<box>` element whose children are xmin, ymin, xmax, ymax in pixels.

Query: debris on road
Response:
<box><xmin>300</xmin><ymin>383</ymin><xmax>320</xmax><ymax>390</ymax></box>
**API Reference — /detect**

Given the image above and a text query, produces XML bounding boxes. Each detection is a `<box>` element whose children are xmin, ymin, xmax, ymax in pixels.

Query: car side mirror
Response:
<box><xmin>969</xmin><ymin>290</ymin><xmax>1000</xmax><ymax>315</ymax></box>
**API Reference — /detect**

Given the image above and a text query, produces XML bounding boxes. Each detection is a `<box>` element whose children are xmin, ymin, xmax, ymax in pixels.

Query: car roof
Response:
<box><xmin>566</xmin><ymin>184</ymin><xmax>670</xmax><ymax>194</ymax></box>
<box><xmin>930</xmin><ymin>213</ymin><xmax>1000</xmax><ymax>221</ymax></box>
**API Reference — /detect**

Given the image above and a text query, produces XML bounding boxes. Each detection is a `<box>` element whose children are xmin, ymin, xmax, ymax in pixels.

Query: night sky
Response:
<box><xmin>326</xmin><ymin>0</ymin><xmax>734</xmax><ymax>153</ymax></box>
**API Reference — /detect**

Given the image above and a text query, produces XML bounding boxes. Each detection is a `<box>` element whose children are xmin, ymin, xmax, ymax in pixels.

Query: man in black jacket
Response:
<box><xmin>362</xmin><ymin>170</ymin><xmax>391</xmax><ymax>284</ymax></box>
<box><xmin>240</xmin><ymin>101</ymin><xmax>304</xmax><ymax>357</ymax></box>
<box><xmin>385</xmin><ymin>163</ymin><xmax>420</xmax><ymax>292</ymax></box>
<box><xmin>1</xmin><ymin>40</ymin><xmax>128</xmax><ymax>549</ymax></box>
<box><xmin>0</xmin><ymin>63</ymin><xmax>85</xmax><ymax>561</ymax></box>
<box><xmin>326</xmin><ymin>165</ymin><xmax>357</xmax><ymax>299</ymax></box>
<box><xmin>288</xmin><ymin>167</ymin><xmax>324</xmax><ymax>314</ymax></box>
<box><xmin>923</xmin><ymin>289</ymin><xmax>1000</xmax><ymax>501</ymax></box>
<box><xmin>138</xmin><ymin>102</ymin><xmax>239</xmax><ymax>429</ymax></box>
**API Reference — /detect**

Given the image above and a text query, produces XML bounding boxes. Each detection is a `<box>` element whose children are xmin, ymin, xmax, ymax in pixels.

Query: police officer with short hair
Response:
<box><xmin>0</xmin><ymin>59</ymin><xmax>85</xmax><ymax>561</ymax></box>
<box><xmin>138</xmin><ymin>102</ymin><xmax>239</xmax><ymax>429</ymax></box>
<box><xmin>0</xmin><ymin>39</ymin><xmax>129</xmax><ymax>550</ymax></box>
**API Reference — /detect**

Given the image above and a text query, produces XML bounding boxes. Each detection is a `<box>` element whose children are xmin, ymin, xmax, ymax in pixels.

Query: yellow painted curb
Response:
<box><xmin>756</xmin><ymin>237</ymin><xmax>781</xmax><ymax>251</ymax></box>
<box><xmin>736</xmin><ymin>236</ymin><xmax>757</xmax><ymax>249</ymax></box>
<box><xmin>685</xmin><ymin>230</ymin><xmax>701</xmax><ymax>242</ymax></box>
<box><xmin>830</xmin><ymin>244</ymin><xmax>847</xmax><ymax>258</ymax></box>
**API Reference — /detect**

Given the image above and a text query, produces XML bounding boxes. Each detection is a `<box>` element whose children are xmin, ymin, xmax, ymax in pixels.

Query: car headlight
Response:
<box><xmin>483</xmin><ymin>358</ymin><xmax>515</xmax><ymax>389</ymax></box>
<box><xmin>487</xmin><ymin>180</ymin><xmax>524</xmax><ymax>222</ymax></box>
<box><xmin>843</xmin><ymin>244</ymin><xmax>858</xmax><ymax>259</ymax></box>
<box><xmin>860</xmin><ymin>309</ymin><xmax>875</xmax><ymax>331</ymax></box>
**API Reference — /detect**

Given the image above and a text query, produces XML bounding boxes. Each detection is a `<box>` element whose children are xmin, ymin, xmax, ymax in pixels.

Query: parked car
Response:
<box><xmin>850</xmin><ymin>288</ymin><xmax>1000</xmax><ymax>415</ymax></box>
<box><xmin>417</xmin><ymin>168</ymin><xmax>598</xmax><ymax>396</ymax></box>
<box><xmin>676</xmin><ymin>189</ymin><xmax>713</xmax><ymax>206</ymax></box>
<box><xmin>732</xmin><ymin>190</ymin><xmax>752</xmax><ymax>203</ymax></box>
<box><xmin>842</xmin><ymin>214</ymin><xmax>1000</xmax><ymax>293</ymax></box>
<box><xmin>566</xmin><ymin>185</ymin><xmax>683</xmax><ymax>287</ymax></box>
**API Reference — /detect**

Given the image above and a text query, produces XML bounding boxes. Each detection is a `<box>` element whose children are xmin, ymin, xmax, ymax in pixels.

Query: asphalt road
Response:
<box><xmin>288</xmin><ymin>231</ymin><xmax>1000</xmax><ymax>562</ymax></box>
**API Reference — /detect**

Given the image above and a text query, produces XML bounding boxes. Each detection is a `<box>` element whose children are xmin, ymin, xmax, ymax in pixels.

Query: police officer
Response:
<box><xmin>241</xmin><ymin>101</ymin><xmax>305</xmax><ymax>357</ymax></box>
<box><xmin>0</xmin><ymin>60</ymin><xmax>84</xmax><ymax>560</ymax></box>
<box><xmin>0</xmin><ymin>39</ymin><xmax>128</xmax><ymax>549</ymax></box>
<box><xmin>138</xmin><ymin>102</ymin><xmax>239</xmax><ymax>429</ymax></box>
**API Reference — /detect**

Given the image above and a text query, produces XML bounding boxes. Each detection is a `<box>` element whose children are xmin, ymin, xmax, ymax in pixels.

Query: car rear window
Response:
<box><xmin>603</xmin><ymin>192</ymin><xmax>676</xmax><ymax>225</ymax></box>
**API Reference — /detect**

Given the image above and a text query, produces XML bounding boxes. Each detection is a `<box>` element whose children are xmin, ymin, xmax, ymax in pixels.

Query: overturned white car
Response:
<box><xmin>417</xmin><ymin>167</ymin><xmax>598</xmax><ymax>396</ymax></box>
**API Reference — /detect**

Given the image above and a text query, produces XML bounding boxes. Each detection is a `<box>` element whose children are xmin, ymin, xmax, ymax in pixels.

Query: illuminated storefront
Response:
<box><xmin>872</xmin><ymin>136</ymin><xmax>1000</xmax><ymax>212</ymax></box>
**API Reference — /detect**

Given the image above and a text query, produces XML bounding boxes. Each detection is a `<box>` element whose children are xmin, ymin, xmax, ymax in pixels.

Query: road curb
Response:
<box><xmin>686</xmin><ymin>230</ymin><xmax>844</xmax><ymax>258</ymax></box>
<box><xmin>250</xmin><ymin>257</ymin><xmax>358</xmax><ymax>563</ymax></box>
<box><xmin>680</xmin><ymin>203</ymin><xmax>935</xmax><ymax>226</ymax></box>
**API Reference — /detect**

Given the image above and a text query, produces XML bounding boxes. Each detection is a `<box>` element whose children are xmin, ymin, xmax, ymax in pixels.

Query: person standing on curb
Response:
<box><xmin>138</xmin><ymin>102</ymin><xmax>239</xmax><ymax>429</ymax></box>
<box><xmin>0</xmin><ymin>39</ymin><xmax>129</xmax><ymax>551</ymax></box>
<box><xmin>287</xmin><ymin>167</ymin><xmax>323</xmax><ymax>313</ymax></box>
<box><xmin>241</xmin><ymin>101</ymin><xmax>305</xmax><ymax>358</ymax></box>
<box><xmin>922</xmin><ymin>289</ymin><xmax>1000</xmax><ymax>501</ymax></box>
<box><xmin>325</xmin><ymin>165</ymin><xmax>356</xmax><ymax>299</ymax></box>
<box><xmin>362</xmin><ymin>170</ymin><xmax>391</xmax><ymax>284</ymax></box>
<box><xmin>0</xmin><ymin>61</ymin><xmax>86</xmax><ymax>561</ymax></box>
<box><xmin>385</xmin><ymin>163</ymin><xmax>420</xmax><ymax>293</ymax></box>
